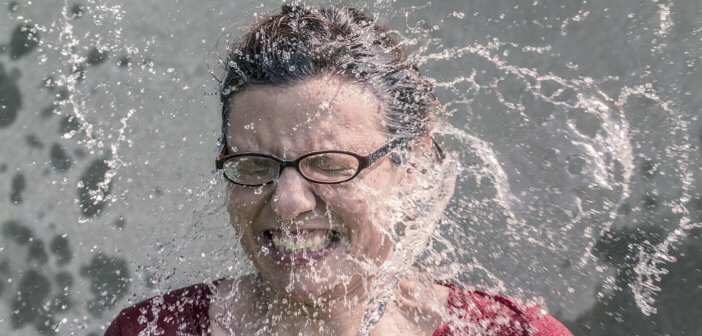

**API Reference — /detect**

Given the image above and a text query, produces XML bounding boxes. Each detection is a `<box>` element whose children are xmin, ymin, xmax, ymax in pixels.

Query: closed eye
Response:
<box><xmin>305</xmin><ymin>155</ymin><xmax>355</xmax><ymax>172</ymax></box>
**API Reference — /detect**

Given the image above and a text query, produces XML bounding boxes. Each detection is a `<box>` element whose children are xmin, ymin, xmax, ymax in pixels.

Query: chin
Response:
<box><xmin>249</xmin><ymin>237</ymin><xmax>372</xmax><ymax>305</ymax></box>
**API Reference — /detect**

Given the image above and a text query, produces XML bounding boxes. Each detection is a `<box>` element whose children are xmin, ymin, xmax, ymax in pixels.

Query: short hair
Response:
<box><xmin>219</xmin><ymin>5</ymin><xmax>438</xmax><ymax>146</ymax></box>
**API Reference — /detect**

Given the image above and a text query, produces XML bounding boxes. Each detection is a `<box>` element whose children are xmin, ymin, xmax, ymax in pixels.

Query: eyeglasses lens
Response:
<box><xmin>223</xmin><ymin>156</ymin><xmax>279</xmax><ymax>185</ymax></box>
<box><xmin>299</xmin><ymin>153</ymin><xmax>360</xmax><ymax>183</ymax></box>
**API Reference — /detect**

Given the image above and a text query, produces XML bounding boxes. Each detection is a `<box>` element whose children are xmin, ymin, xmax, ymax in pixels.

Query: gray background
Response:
<box><xmin>0</xmin><ymin>0</ymin><xmax>700</xmax><ymax>335</ymax></box>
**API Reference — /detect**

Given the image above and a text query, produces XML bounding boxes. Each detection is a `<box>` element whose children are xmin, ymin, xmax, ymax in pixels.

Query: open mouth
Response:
<box><xmin>262</xmin><ymin>229</ymin><xmax>342</xmax><ymax>265</ymax></box>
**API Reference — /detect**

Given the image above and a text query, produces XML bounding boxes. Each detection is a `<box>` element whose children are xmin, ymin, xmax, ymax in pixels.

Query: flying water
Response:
<box><xmin>0</xmin><ymin>0</ymin><xmax>699</xmax><ymax>335</ymax></box>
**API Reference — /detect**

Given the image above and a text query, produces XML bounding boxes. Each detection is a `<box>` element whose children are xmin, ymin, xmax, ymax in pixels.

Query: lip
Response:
<box><xmin>261</xmin><ymin>229</ymin><xmax>342</xmax><ymax>265</ymax></box>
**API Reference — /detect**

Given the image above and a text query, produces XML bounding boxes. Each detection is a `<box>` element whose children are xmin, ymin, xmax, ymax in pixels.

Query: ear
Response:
<box><xmin>422</xmin><ymin>136</ymin><xmax>432</xmax><ymax>150</ymax></box>
<box><xmin>406</xmin><ymin>137</ymin><xmax>434</xmax><ymax>170</ymax></box>
<box><xmin>400</xmin><ymin>137</ymin><xmax>434</xmax><ymax>184</ymax></box>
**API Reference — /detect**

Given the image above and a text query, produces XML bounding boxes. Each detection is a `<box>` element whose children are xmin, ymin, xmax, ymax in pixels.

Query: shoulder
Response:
<box><xmin>433</xmin><ymin>283</ymin><xmax>572</xmax><ymax>336</ymax></box>
<box><xmin>104</xmin><ymin>282</ymin><xmax>215</xmax><ymax>336</ymax></box>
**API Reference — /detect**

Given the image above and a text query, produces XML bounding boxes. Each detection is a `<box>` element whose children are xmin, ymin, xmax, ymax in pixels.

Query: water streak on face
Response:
<box><xmin>225</xmin><ymin>76</ymin><xmax>409</xmax><ymax>304</ymax></box>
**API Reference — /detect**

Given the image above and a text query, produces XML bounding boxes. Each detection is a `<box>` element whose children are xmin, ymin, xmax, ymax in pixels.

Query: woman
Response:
<box><xmin>106</xmin><ymin>5</ymin><xmax>572</xmax><ymax>336</ymax></box>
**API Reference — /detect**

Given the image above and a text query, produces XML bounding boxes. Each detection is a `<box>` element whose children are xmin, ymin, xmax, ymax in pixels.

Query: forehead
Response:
<box><xmin>225</xmin><ymin>77</ymin><xmax>387</xmax><ymax>155</ymax></box>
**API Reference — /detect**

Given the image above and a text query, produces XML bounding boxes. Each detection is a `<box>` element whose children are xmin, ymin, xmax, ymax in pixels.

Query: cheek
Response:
<box><xmin>316</xmin><ymin>163</ymin><xmax>405</xmax><ymax>221</ymax></box>
<box><xmin>315</xmin><ymin>181</ymin><xmax>395</xmax><ymax>245</ymax></box>
<box><xmin>313</xmin><ymin>183</ymin><xmax>373</xmax><ymax>223</ymax></box>
<box><xmin>226</xmin><ymin>186</ymin><xmax>272</xmax><ymax>232</ymax></box>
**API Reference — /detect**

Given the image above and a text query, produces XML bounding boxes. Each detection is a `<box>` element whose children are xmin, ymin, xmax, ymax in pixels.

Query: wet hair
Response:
<box><xmin>219</xmin><ymin>5</ymin><xmax>439</xmax><ymax>146</ymax></box>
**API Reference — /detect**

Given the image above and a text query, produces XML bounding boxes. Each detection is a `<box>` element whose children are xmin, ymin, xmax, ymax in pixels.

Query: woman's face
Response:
<box><xmin>225</xmin><ymin>77</ymin><xmax>411</xmax><ymax>304</ymax></box>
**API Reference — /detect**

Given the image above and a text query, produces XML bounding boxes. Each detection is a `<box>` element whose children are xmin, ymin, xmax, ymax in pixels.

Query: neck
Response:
<box><xmin>210</xmin><ymin>272</ymin><xmax>447</xmax><ymax>336</ymax></box>
<box><xmin>258</xmin><ymin>275</ymin><xmax>373</xmax><ymax>336</ymax></box>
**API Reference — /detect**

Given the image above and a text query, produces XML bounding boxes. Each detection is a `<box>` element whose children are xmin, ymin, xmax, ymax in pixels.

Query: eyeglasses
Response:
<box><xmin>215</xmin><ymin>137</ymin><xmax>413</xmax><ymax>186</ymax></box>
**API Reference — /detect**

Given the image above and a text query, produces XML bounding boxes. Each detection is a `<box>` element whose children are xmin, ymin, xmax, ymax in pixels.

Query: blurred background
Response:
<box><xmin>0</xmin><ymin>0</ymin><xmax>700</xmax><ymax>335</ymax></box>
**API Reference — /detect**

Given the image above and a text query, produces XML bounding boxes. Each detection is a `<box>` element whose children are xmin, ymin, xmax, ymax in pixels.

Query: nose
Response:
<box><xmin>271</xmin><ymin>167</ymin><xmax>316</xmax><ymax>220</ymax></box>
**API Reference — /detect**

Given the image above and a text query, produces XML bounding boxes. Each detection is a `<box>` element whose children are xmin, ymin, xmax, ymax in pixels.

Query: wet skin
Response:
<box><xmin>211</xmin><ymin>76</ymin><xmax>449</xmax><ymax>335</ymax></box>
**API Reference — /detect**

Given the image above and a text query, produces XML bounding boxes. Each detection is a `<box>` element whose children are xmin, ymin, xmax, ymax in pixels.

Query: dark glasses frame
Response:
<box><xmin>215</xmin><ymin>137</ymin><xmax>415</xmax><ymax>186</ymax></box>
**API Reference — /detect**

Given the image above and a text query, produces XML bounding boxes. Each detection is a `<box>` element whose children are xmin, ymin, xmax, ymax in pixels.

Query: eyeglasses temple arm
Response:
<box><xmin>430</xmin><ymin>137</ymin><xmax>445</xmax><ymax>163</ymax></box>
<box><xmin>368</xmin><ymin>138</ymin><xmax>406</xmax><ymax>164</ymax></box>
<box><xmin>215</xmin><ymin>145</ymin><xmax>228</xmax><ymax>169</ymax></box>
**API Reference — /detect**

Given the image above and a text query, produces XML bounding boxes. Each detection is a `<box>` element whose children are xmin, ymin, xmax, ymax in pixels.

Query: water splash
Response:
<box><xmin>1</xmin><ymin>0</ymin><xmax>699</xmax><ymax>335</ymax></box>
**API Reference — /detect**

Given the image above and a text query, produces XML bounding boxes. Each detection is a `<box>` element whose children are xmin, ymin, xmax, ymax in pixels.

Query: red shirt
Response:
<box><xmin>105</xmin><ymin>282</ymin><xmax>572</xmax><ymax>336</ymax></box>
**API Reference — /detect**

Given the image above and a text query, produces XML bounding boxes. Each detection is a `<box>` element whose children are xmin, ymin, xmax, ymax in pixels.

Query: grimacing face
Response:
<box><xmin>224</xmin><ymin>76</ymin><xmax>419</xmax><ymax>304</ymax></box>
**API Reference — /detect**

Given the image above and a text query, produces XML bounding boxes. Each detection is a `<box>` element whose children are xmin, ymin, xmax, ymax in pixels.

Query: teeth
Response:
<box><xmin>271</xmin><ymin>232</ymin><xmax>331</xmax><ymax>253</ymax></box>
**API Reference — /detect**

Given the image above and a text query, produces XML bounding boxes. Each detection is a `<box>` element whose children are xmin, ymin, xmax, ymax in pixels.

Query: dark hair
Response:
<box><xmin>219</xmin><ymin>5</ymin><xmax>438</xmax><ymax>146</ymax></box>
